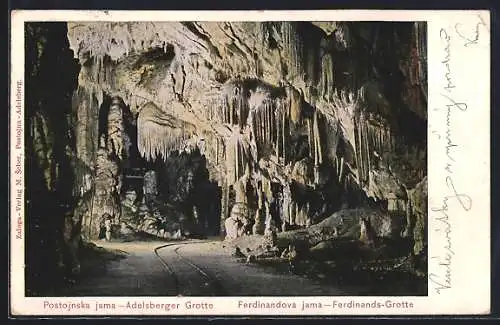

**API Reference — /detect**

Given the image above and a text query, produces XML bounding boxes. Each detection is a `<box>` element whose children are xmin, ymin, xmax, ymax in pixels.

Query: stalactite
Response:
<box><xmin>226</xmin><ymin>130</ymin><xmax>251</xmax><ymax>185</ymax></box>
<box><xmin>258</xmin><ymin>22</ymin><xmax>270</xmax><ymax>51</ymax></box>
<box><xmin>338</xmin><ymin>156</ymin><xmax>344</xmax><ymax>183</ymax></box>
<box><xmin>312</xmin><ymin>110</ymin><xmax>323</xmax><ymax>165</ymax></box>
<box><xmin>229</xmin><ymin>96</ymin><xmax>234</xmax><ymax>125</ymax></box>
<box><xmin>267</xmin><ymin>100</ymin><xmax>273</xmax><ymax>144</ymax></box>
<box><xmin>215</xmin><ymin>137</ymin><xmax>219</xmax><ymax>164</ymax></box>
<box><xmin>307</xmin><ymin>118</ymin><xmax>314</xmax><ymax>159</ymax></box>
<box><xmin>305</xmin><ymin>46</ymin><xmax>316</xmax><ymax>87</ymax></box>
<box><xmin>275</xmin><ymin>107</ymin><xmax>280</xmax><ymax>157</ymax></box>
<box><xmin>266</xmin><ymin>101</ymin><xmax>270</xmax><ymax>143</ymax></box>
<box><xmin>261</xmin><ymin>103</ymin><xmax>266</xmax><ymax>144</ymax></box>
<box><xmin>219</xmin><ymin>83</ymin><xmax>250</xmax><ymax>128</ymax></box>
<box><xmin>235</xmin><ymin>137</ymin><xmax>239</xmax><ymax>180</ymax></box>
<box><xmin>280</xmin><ymin>22</ymin><xmax>303</xmax><ymax>79</ymax></box>
<box><xmin>137</xmin><ymin>101</ymin><xmax>194</xmax><ymax>161</ymax></box>
<box><xmin>256</xmin><ymin>112</ymin><xmax>262</xmax><ymax>150</ymax></box>
<box><xmin>282</xmin><ymin>103</ymin><xmax>286</xmax><ymax>162</ymax></box>
<box><xmin>288</xmin><ymin>87</ymin><xmax>302</xmax><ymax>124</ymax></box>
<box><xmin>264</xmin><ymin>101</ymin><xmax>268</xmax><ymax>144</ymax></box>
<box><xmin>363</xmin><ymin>121</ymin><xmax>371</xmax><ymax>186</ymax></box>
<box><xmin>262</xmin><ymin>103</ymin><xmax>267</xmax><ymax>144</ymax></box>
<box><xmin>353</xmin><ymin>118</ymin><xmax>362</xmax><ymax>184</ymax></box>
<box><xmin>320</xmin><ymin>53</ymin><xmax>334</xmax><ymax>100</ymax></box>
<box><xmin>359</xmin><ymin>115</ymin><xmax>367</xmax><ymax>186</ymax></box>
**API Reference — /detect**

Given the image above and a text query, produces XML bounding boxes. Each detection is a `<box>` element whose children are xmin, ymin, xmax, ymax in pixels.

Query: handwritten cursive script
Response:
<box><xmin>430</xmin><ymin>27</ymin><xmax>473</xmax><ymax>294</ymax></box>
<box><xmin>455</xmin><ymin>14</ymin><xmax>489</xmax><ymax>47</ymax></box>
<box><xmin>430</xmin><ymin>176</ymin><xmax>472</xmax><ymax>294</ymax></box>
<box><xmin>441</xmin><ymin>92</ymin><xmax>467</xmax><ymax>172</ymax></box>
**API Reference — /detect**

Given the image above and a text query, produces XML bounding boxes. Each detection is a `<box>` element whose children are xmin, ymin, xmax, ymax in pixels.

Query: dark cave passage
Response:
<box><xmin>25</xmin><ymin>22</ymin><xmax>81</xmax><ymax>296</ymax></box>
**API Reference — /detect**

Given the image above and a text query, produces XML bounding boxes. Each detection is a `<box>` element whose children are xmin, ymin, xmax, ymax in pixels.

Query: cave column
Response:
<box><xmin>80</xmin><ymin>94</ymin><xmax>129</xmax><ymax>240</ymax></box>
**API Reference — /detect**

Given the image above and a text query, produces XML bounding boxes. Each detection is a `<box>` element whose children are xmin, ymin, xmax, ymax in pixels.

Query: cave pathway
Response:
<box><xmin>56</xmin><ymin>240</ymin><xmax>347</xmax><ymax>296</ymax></box>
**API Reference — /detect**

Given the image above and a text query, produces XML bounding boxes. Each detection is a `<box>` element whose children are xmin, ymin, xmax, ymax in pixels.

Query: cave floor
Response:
<box><xmin>54</xmin><ymin>239</ymin><xmax>353</xmax><ymax>296</ymax></box>
<box><xmin>54</xmin><ymin>238</ymin><xmax>424</xmax><ymax>297</ymax></box>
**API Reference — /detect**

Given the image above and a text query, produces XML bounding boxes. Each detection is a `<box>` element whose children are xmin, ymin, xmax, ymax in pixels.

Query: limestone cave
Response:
<box><xmin>25</xmin><ymin>21</ymin><xmax>427</xmax><ymax>296</ymax></box>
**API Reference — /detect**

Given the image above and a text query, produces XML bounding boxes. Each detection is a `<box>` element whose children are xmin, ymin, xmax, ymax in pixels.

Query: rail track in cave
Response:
<box><xmin>153</xmin><ymin>241</ymin><xmax>228</xmax><ymax>296</ymax></box>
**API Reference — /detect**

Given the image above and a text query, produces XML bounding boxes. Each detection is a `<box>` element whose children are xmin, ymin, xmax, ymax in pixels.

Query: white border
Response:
<box><xmin>9</xmin><ymin>10</ymin><xmax>491</xmax><ymax>316</ymax></box>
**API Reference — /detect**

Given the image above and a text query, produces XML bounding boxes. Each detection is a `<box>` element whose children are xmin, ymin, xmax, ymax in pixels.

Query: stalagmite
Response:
<box><xmin>107</xmin><ymin>97</ymin><xmax>126</xmax><ymax>159</ymax></box>
<box><xmin>253</xmin><ymin>182</ymin><xmax>264</xmax><ymax>235</ymax></box>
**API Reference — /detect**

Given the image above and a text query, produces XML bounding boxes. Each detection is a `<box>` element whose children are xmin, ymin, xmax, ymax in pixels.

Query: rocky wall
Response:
<box><xmin>25</xmin><ymin>22</ymin><xmax>80</xmax><ymax>295</ymax></box>
<box><xmin>65</xmin><ymin>21</ymin><xmax>427</xmax><ymax>251</ymax></box>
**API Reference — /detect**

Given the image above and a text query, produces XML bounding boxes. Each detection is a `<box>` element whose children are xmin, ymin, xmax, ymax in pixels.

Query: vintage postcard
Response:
<box><xmin>9</xmin><ymin>10</ymin><xmax>490</xmax><ymax>316</ymax></box>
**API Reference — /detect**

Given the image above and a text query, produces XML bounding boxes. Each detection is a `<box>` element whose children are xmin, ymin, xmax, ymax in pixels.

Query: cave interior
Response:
<box><xmin>24</xmin><ymin>21</ymin><xmax>428</xmax><ymax>295</ymax></box>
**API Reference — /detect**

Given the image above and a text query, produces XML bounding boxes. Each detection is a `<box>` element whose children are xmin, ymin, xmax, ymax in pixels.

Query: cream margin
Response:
<box><xmin>9</xmin><ymin>10</ymin><xmax>491</xmax><ymax>316</ymax></box>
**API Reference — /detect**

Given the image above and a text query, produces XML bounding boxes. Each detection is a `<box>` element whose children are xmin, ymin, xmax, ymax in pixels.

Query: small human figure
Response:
<box><xmin>104</xmin><ymin>216</ymin><xmax>113</xmax><ymax>241</ymax></box>
<box><xmin>359</xmin><ymin>217</ymin><xmax>376</xmax><ymax>248</ymax></box>
<box><xmin>287</xmin><ymin>244</ymin><xmax>298</xmax><ymax>274</ymax></box>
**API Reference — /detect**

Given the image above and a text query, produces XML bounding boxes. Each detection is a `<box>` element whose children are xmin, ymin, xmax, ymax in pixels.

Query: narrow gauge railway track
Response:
<box><xmin>154</xmin><ymin>241</ymin><xmax>227</xmax><ymax>296</ymax></box>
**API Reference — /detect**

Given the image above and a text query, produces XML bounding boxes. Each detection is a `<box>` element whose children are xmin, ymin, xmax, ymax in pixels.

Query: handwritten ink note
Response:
<box><xmin>429</xmin><ymin>13</ymin><xmax>489</xmax><ymax>295</ymax></box>
<box><xmin>454</xmin><ymin>14</ymin><xmax>489</xmax><ymax>47</ymax></box>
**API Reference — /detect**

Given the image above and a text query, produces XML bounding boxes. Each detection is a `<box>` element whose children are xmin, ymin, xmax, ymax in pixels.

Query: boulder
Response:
<box><xmin>277</xmin><ymin>208</ymin><xmax>403</xmax><ymax>249</ymax></box>
<box><xmin>224</xmin><ymin>216</ymin><xmax>243</xmax><ymax>240</ymax></box>
<box><xmin>291</xmin><ymin>158</ymin><xmax>315</xmax><ymax>186</ymax></box>
<box><xmin>224</xmin><ymin>203</ymin><xmax>252</xmax><ymax>240</ymax></box>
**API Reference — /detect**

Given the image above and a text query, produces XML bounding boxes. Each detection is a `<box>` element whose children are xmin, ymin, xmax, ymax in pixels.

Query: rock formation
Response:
<box><xmin>25</xmin><ymin>23</ymin><xmax>80</xmax><ymax>294</ymax></box>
